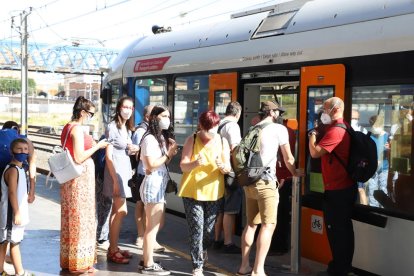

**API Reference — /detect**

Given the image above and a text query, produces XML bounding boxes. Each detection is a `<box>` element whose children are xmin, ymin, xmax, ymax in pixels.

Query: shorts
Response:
<box><xmin>140</xmin><ymin>170</ymin><xmax>168</xmax><ymax>204</ymax></box>
<box><xmin>0</xmin><ymin>226</ymin><xmax>25</xmax><ymax>244</ymax></box>
<box><xmin>218</xmin><ymin>186</ymin><xmax>243</xmax><ymax>215</ymax></box>
<box><xmin>244</xmin><ymin>179</ymin><xmax>279</xmax><ymax>225</ymax></box>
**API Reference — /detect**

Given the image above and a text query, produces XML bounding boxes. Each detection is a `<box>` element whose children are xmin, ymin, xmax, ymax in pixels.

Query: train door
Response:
<box><xmin>299</xmin><ymin>64</ymin><xmax>345</xmax><ymax>264</ymax></box>
<box><xmin>133</xmin><ymin>77</ymin><xmax>167</xmax><ymax>124</ymax></box>
<box><xmin>209</xmin><ymin>72</ymin><xmax>238</xmax><ymax>117</ymax></box>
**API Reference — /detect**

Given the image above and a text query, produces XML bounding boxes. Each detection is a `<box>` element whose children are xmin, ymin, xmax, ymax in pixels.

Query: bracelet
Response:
<box><xmin>165</xmin><ymin>154</ymin><xmax>170</xmax><ymax>160</ymax></box>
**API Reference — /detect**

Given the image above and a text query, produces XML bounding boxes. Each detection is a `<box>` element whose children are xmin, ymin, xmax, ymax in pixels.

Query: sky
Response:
<box><xmin>0</xmin><ymin>0</ymin><xmax>283</xmax><ymax>51</ymax></box>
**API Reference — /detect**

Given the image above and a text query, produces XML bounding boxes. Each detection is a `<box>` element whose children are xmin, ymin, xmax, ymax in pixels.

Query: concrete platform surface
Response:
<box><xmin>3</xmin><ymin>174</ymin><xmax>326</xmax><ymax>275</ymax></box>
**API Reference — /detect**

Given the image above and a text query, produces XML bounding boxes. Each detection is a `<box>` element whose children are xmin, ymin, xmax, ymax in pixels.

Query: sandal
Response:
<box><xmin>107</xmin><ymin>250</ymin><xmax>130</xmax><ymax>264</ymax></box>
<box><xmin>117</xmin><ymin>247</ymin><xmax>133</xmax><ymax>259</ymax></box>
<box><xmin>68</xmin><ymin>267</ymin><xmax>96</xmax><ymax>274</ymax></box>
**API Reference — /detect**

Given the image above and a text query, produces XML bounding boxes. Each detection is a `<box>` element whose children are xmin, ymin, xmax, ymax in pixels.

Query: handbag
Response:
<box><xmin>128</xmin><ymin>173</ymin><xmax>145</xmax><ymax>201</ymax></box>
<box><xmin>165</xmin><ymin>176</ymin><xmax>178</xmax><ymax>194</ymax></box>
<box><xmin>161</xmin><ymin>147</ymin><xmax>178</xmax><ymax>194</ymax></box>
<box><xmin>48</xmin><ymin>124</ymin><xmax>83</xmax><ymax>184</ymax></box>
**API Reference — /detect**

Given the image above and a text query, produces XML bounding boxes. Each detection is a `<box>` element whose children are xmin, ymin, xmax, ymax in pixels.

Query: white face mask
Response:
<box><xmin>120</xmin><ymin>109</ymin><xmax>132</xmax><ymax>120</ymax></box>
<box><xmin>371</xmin><ymin>127</ymin><xmax>383</xmax><ymax>135</ymax></box>
<box><xmin>83</xmin><ymin>114</ymin><xmax>92</xmax><ymax>125</ymax></box>
<box><xmin>351</xmin><ymin>119</ymin><xmax>359</xmax><ymax>130</ymax></box>
<box><xmin>320</xmin><ymin>113</ymin><xmax>332</xmax><ymax>125</ymax></box>
<box><xmin>159</xmin><ymin>117</ymin><xmax>170</xmax><ymax>130</ymax></box>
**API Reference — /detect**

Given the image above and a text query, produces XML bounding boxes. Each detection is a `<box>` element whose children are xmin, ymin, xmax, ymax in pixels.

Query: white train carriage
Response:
<box><xmin>102</xmin><ymin>0</ymin><xmax>414</xmax><ymax>275</ymax></box>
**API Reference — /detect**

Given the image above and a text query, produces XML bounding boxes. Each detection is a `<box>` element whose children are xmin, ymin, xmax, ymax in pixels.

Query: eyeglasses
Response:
<box><xmin>84</xmin><ymin>110</ymin><xmax>94</xmax><ymax>118</ymax></box>
<box><xmin>121</xmin><ymin>106</ymin><xmax>134</xmax><ymax>110</ymax></box>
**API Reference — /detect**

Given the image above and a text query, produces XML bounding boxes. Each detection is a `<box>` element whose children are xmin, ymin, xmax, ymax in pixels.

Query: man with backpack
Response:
<box><xmin>213</xmin><ymin>101</ymin><xmax>242</xmax><ymax>254</ymax></box>
<box><xmin>237</xmin><ymin>101</ymin><xmax>301</xmax><ymax>276</ymax></box>
<box><xmin>308</xmin><ymin>97</ymin><xmax>358</xmax><ymax>276</ymax></box>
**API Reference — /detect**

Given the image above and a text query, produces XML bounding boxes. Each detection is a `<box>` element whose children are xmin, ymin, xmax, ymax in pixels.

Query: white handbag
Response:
<box><xmin>48</xmin><ymin>124</ymin><xmax>83</xmax><ymax>184</ymax></box>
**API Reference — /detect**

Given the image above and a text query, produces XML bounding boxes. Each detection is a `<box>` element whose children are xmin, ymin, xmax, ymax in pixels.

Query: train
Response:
<box><xmin>100</xmin><ymin>0</ymin><xmax>414</xmax><ymax>275</ymax></box>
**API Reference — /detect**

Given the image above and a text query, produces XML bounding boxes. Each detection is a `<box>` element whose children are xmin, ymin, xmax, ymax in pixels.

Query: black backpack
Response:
<box><xmin>332</xmin><ymin>123</ymin><xmax>378</xmax><ymax>183</ymax></box>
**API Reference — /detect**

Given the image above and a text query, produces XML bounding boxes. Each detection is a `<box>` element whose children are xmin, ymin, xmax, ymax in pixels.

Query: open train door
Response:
<box><xmin>209</xmin><ymin>72</ymin><xmax>238</xmax><ymax>117</ymax></box>
<box><xmin>298</xmin><ymin>64</ymin><xmax>345</xmax><ymax>264</ymax></box>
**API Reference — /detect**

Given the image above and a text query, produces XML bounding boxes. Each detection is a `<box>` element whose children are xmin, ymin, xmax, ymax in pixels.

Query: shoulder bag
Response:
<box><xmin>48</xmin><ymin>124</ymin><xmax>84</xmax><ymax>184</ymax></box>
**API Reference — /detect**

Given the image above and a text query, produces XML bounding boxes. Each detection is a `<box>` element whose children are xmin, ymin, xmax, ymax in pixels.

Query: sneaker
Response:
<box><xmin>192</xmin><ymin>268</ymin><xmax>204</xmax><ymax>276</ymax></box>
<box><xmin>213</xmin><ymin>240</ymin><xmax>223</xmax><ymax>250</ymax></box>
<box><xmin>138</xmin><ymin>260</ymin><xmax>161</xmax><ymax>270</ymax></box>
<box><xmin>140</xmin><ymin>263</ymin><xmax>170</xmax><ymax>275</ymax></box>
<box><xmin>153</xmin><ymin>242</ymin><xmax>166</xmax><ymax>253</ymax></box>
<box><xmin>135</xmin><ymin>237</ymin><xmax>144</xmax><ymax>249</ymax></box>
<box><xmin>96</xmin><ymin>240</ymin><xmax>110</xmax><ymax>250</ymax></box>
<box><xmin>223</xmin><ymin>243</ymin><xmax>241</xmax><ymax>254</ymax></box>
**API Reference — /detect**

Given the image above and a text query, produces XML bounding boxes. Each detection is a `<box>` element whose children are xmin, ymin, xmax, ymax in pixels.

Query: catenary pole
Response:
<box><xmin>20</xmin><ymin>9</ymin><xmax>31</xmax><ymax>136</ymax></box>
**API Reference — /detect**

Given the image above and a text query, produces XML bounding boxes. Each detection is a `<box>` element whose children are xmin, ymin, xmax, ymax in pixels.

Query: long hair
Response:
<box><xmin>71</xmin><ymin>96</ymin><xmax>95</xmax><ymax>121</ymax></box>
<box><xmin>112</xmin><ymin>96</ymin><xmax>134</xmax><ymax>131</ymax></box>
<box><xmin>146</xmin><ymin>104</ymin><xmax>174</xmax><ymax>150</ymax></box>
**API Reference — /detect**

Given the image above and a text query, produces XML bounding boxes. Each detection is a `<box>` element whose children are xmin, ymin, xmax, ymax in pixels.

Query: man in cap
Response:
<box><xmin>237</xmin><ymin>101</ymin><xmax>301</xmax><ymax>276</ymax></box>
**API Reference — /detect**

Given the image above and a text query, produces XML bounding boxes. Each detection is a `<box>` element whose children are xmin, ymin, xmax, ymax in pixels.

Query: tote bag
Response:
<box><xmin>48</xmin><ymin>124</ymin><xmax>83</xmax><ymax>184</ymax></box>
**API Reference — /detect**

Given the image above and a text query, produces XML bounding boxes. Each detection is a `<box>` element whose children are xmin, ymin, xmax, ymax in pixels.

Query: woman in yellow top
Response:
<box><xmin>179</xmin><ymin>110</ymin><xmax>231</xmax><ymax>276</ymax></box>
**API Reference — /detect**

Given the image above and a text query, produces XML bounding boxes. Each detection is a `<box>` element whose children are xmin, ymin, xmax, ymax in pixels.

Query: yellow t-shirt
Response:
<box><xmin>178</xmin><ymin>134</ymin><xmax>224</xmax><ymax>201</ymax></box>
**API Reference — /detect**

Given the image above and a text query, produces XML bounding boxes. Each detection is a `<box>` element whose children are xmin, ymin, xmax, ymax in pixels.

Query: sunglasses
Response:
<box><xmin>84</xmin><ymin>110</ymin><xmax>94</xmax><ymax>118</ymax></box>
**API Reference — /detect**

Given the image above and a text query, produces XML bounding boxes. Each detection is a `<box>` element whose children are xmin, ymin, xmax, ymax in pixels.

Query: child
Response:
<box><xmin>0</xmin><ymin>138</ymin><xmax>30</xmax><ymax>276</ymax></box>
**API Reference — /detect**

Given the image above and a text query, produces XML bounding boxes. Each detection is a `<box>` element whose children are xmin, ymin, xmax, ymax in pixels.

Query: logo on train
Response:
<box><xmin>134</xmin><ymin>56</ymin><xmax>171</xmax><ymax>72</ymax></box>
<box><xmin>311</xmin><ymin>215</ymin><xmax>323</xmax><ymax>234</ymax></box>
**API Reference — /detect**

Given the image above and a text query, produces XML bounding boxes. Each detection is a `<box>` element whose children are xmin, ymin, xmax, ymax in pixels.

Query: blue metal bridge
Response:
<box><xmin>0</xmin><ymin>41</ymin><xmax>119</xmax><ymax>75</ymax></box>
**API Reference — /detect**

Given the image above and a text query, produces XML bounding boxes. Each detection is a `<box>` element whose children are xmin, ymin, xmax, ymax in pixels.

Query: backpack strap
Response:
<box><xmin>331</xmin><ymin>123</ymin><xmax>350</xmax><ymax>171</ymax></box>
<box><xmin>253</xmin><ymin>121</ymin><xmax>273</xmax><ymax>131</ymax></box>
<box><xmin>217</xmin><ymin>121</ymin><xmax>231</xmax><ymax>134</ymax></box>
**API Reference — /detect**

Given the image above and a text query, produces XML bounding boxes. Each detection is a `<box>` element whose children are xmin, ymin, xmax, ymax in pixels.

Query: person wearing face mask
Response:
<box><xmin>139</xmin><ymin>104</ymin><xmax>178</xmax><ymax>275</ymax></box>
<box><xmin>179</xmin><ymin>110</ymin><xmax>231</xmax><ymax>276</ymax></box>
<box><xmin>308</xmin><ymin>97</ymin><xmax>357</xmax><ymax>276</ymax></box>
<box><xmin>366</xmin><ymin>115</ymin><xmax>390</xmax><ymax>208</ymax></box>
<box><xmin>237</xmin><ymin>101</ymin><xmax>301</xmax><ymax>276</ymax></box>
<box><xmin>102</xmin><ymin>96</ymin><xmax>139</xmax><ymax>264</ymax></box>
<box><xmin>60</xmin><ymin>96</ymin><xmax>110</xmax><ymax>273</ymax></box>
<box><xmin>0</xmin><ymin>138</ymin><xmax>32</xmax><ymax>276</ymax></box>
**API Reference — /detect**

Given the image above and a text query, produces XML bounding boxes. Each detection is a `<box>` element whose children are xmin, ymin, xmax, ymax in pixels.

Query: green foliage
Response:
<box><xmin>0</xmin><ymin>77</ymin><xmax>36</xmax><ymax>95</ymax></box>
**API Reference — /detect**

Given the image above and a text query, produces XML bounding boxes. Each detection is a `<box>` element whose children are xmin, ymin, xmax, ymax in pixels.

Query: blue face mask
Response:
<box><xmin>13</xmin><ymin>153</ymin><xmax>28</xmax><ymax>163</ymax></box>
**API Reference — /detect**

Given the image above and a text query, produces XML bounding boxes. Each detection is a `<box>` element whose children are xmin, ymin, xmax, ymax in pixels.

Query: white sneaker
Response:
<box><xmin>135</xmin><ymin>237</ymin><xmax>144</xmax><ymax>249</ymax></box>
<box><xmin>192</xmin><ymin>268</ymin><xmax>204</xmax><ymax>276</ymax></box>
<box><xmin>96</xmin><ymin>240</ymin><xmax>110</xmax><ymax>250</ymax></box>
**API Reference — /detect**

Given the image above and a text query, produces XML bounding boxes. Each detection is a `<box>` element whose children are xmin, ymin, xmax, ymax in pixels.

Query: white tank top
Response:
<box><xmin>0</xmin><ymin>164</ymin><xmax>29</xmax><ymax>228</ymax></box>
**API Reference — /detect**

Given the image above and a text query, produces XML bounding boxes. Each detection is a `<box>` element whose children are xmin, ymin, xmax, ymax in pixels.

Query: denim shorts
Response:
<box><xmin>140</xmin><ymin>170</ymin><xmax>168</xmax><ymax>204</ymax></box>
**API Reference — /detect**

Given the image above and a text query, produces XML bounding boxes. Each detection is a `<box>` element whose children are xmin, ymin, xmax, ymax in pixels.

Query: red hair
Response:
<box><xmin>198</xmin><ymin>110</ymin><xmax>220</xmax><ymax>130</ymax></box>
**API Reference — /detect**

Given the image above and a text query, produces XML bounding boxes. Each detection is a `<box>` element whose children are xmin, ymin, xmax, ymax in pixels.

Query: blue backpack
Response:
<box><xmin>0</xmin><ymin>128</ymin><xmax>20</xmax><ymax>176</ymax></box>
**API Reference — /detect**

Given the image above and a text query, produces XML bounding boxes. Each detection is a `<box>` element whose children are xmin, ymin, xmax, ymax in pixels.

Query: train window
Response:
<box><xmin>135</xmin><ymin>78</ymin><xmax>167</xmax><ymax>106</ymax></box>
<box><xmin>174</xmin><ymin>75</ymin><xmax>209</xmax><ymax>145</ymax></box>
<box><xmin>214</xmin><ymin>90</ymin><xmax>232</xmax><ymax>118</ymax></box>
<box><xmin>306</xmin><ymin>86</ymin><xmax>334</xmax><ymax>193</ymax></box>
<box><xmin>103</xmin><ymin>81</ymin><xmax>121</xmax><ymax>124</ymax></box>
<box><xmin>352</xmin><ymin>85</ymin><xmax>413</xmax><ymax>216</ymax></box>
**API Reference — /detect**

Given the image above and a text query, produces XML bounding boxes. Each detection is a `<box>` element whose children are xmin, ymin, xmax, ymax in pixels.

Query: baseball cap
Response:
<box><xmin>260</xmin><ymin>101</ymin><xmax>286</xmax><ymax>115</ymax></box>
